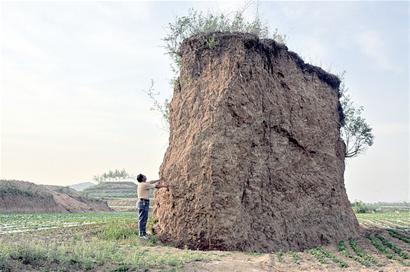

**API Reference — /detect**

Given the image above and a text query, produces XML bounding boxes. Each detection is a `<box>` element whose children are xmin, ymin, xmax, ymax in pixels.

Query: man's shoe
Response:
<box><xmin>139</xmin><ymin>235</ymin><xmax>149</xmax><ymax>240</ymax></box>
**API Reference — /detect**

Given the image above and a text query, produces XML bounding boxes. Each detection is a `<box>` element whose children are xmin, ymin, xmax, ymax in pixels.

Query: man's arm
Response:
<box><xmin>148</xmin><ymin>179</ymin><xmax>161</xmax><ymax>184</ymax></box>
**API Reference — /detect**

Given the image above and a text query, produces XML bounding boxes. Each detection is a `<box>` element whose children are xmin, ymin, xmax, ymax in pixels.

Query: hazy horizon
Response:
<box><xmin>1</xmin><ymin>1</ymin><xmax>409</xmax><ymax>203</ymax></box>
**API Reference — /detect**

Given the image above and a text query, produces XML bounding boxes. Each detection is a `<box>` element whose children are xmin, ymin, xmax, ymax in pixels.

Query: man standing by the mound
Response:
<box><xmin>136</xmin><ymin>173</ymin><xmax>167</xmax><ymax>239</ymax></box>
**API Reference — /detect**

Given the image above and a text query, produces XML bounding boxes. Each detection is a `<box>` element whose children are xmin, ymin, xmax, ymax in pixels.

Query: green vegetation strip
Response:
<box><xmin>309</xmin><ymin>247</ymin><xmax>348</xmax><ymax>268</ymax></box>
<box><xmin>0</xmin><ymin>212</ymin><xmax>136</xmax><ymax>234</ymax></box>
<box><xmin>367</xmin><ymin>233</ymin><xmax>410</xmax><ymax>267</ymax></box>
<box><xmin>375</xmin><ymin>234</ymin><xmax>409</xmax><ymax>259</ymax></box>
<box><xmin>338</xmin><ymin>240</ymin><xmax>372</xmax><ymax>267</ymax></box>
<box><xmin>309</xmin><ymin>248</ymin><xmax>328</xmax><ymax>264</ymax></box>
<box><xmin>388</xmin><ymin>229</ymin><xmax>410</xmax><ymax>245</ymax></box>
<box><xmin>349</xmin><ymin>238</ymin><xmax>378</xmax><ymax>266</ymax></box>
<box><xmin>366</xmin><ymin>234</ymin><xmax>394</xmax><ymax>259</ymax></box>
<box><xmin>0</xmin><ymin>222</ymin><xmax>212</xmax><ymax>271</ymax></box>
<box><xmin>289</xmin><ymin>251</ymin><xmax>300</xmax><ymax>264</ymax></box>
<box><xmin>276</xmin><ymin>250</ymin><xmax>284</xmax><ymax>262</ymax></box>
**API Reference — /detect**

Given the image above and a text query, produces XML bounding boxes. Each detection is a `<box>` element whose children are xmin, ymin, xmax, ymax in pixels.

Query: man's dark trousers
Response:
<box><xmin>138</xmin><ymin>199</ymin><xmax>149</xmax><ymax>236</ymax></box>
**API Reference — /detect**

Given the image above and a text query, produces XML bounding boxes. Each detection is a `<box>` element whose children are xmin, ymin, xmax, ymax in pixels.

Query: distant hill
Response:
<box><xmin>83</xmin><ymin>182</ymin><xmax>137</xmax><ymax>199</ymax></box>
<box><xmin>0</xmin><ymin>180</ymin><xmax>112</xmax><ymax>213</ymax></box>
<box><xmin>69</xmin><ymin>182</ymin><xmax>95</xmax><ymax>192</ymax></box>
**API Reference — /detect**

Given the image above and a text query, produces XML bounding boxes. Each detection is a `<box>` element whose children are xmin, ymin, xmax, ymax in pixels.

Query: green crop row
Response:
<box><xmin>375</xmin><ymin>234</ymin><xmax>409</xmax><ymax>259</ymax></box>
<box><xmin>309</xmin><ymin>248</ymin><xmax>328</xmax><ymax>264</ymax></box>
<box><xmin>388</xmin><ymin>229</ymin><xmax>410</xmax><ymax>245</ymax></box>
<box><xmin>289</xmin><ymin>251</ymin><xmax>300</xmax><ymax>264</ymax></box>
<box><xmin>348</xmin><ymin>238</ymin><xmax>378</xmax><ymax>266</ymax></box>
<box><xmin>366</xmin><ymin>234</ymin><xmax>394</xmax><ymax>259</ymax></box>
<box><xmin>311</xmin><ymin>247</ymin><xmax>349</xmax><ymax>268</ymax></box>
<box><xmin>276</xmin><ymin>250</ymin><xmax>284</xmax><ymax>262</ymax></box>
<box><xmin>338</xmin><ymin>240</ymin><xmax>373</xmax><ymax>267</ymax></box>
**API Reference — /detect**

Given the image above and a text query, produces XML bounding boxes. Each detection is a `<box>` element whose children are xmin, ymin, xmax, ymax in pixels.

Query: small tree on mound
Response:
<box><xmin>339</xmin><ymin>73</ymin><xmax>374</xmax><ymax>158</ymax></box>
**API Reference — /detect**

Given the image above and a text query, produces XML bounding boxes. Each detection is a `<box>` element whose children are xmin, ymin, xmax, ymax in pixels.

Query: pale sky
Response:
<box><xmin>0</xmin><ymin>1</ymin><xmax>408</xmax><ymax>203</ymax></box>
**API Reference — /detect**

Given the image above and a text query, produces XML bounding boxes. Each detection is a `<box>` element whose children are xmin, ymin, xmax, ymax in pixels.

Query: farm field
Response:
<box><xmin>0</xmin><ymin>211</ymin><xmax>409</xmax><ymax>271</ymax></box>
<box><xmin>356</xmin><ymin>212</ymin><xmax>410</xmax><ymax>229</ymax></box>
<box><xmin>0</xmin><ymin>212</ymin><xmax>135</xmax><ymax>235</ymax></box>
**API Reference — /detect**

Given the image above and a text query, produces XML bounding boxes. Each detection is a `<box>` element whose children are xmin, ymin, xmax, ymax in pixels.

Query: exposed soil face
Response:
<box><xmin>154</xmin><ymin>32</ymin><xmax>359</xmax><ymax>252</ymax></box>
<box><xmin>0</xmin><ymin>180</ymin><xmax>112</xmax><ymax>213</ymax></box>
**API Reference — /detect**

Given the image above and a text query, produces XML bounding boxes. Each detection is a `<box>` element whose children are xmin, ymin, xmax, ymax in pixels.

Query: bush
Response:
<box><xmin>164</xmin><ymin>8</ymin><xmax>285</xmax><ymax>73</ymax></box>
<box><xmin>352</xmin><ymin>201</ymin><xmax>375</xmax><ymax>214</ymax></box>
<box><xmin>0</xmin><ymin>253</ymin><xmax>11</xmax><ymax>272</ymax></box>
<box><xmin>147</xmin><ymin>215</ymin><xmax>158</xmax><ymax>235</ymax></box>
<box><xmin>99</xmin><ymin>223</ymin><xmax>137</xmax><ymax>240</ymax></box>
<box><xmin>9</xmin><ymin>245</ymin><xmax>48</xmax><ymax>265</ymax></box>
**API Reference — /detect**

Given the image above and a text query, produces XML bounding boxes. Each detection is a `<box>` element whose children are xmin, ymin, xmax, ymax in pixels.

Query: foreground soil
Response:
<box><xmin>185</xmin><ymin>228</ymin><xmax>410</xmax><ymax>272</ymax></box>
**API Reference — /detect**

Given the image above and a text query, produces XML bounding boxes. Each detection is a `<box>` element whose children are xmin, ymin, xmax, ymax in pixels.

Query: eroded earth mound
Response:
<box><xmin>154</xmin><ymin>32</ymin><xmax>359</xmax><ymax>252</ymax></box>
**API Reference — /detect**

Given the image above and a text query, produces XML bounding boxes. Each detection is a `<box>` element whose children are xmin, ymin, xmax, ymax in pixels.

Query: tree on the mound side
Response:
<box><xmin>339</xmin><ymin>73</ymin><xmax>374</xmax><ymax>158</ymax></box>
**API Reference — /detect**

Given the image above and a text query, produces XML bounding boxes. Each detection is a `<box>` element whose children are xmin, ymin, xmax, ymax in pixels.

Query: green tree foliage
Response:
<box><xmin>339</xmin><ymin>73</ymin><xmax>374</xmax><ymax>158</ymax></box>
<box><xmin>163</xmin><ymin>8</ymin><xmax>285</xmax><ymax>75</ymax></box>
<box><xmin>93</xmin><ymin>169</ymin><xmax>131</xmax><ymax>183</ymax></box>
<box><xmin>351</xmin><ymin>201</ymin><xmax>376</xmax><ymax>214</ymax></box>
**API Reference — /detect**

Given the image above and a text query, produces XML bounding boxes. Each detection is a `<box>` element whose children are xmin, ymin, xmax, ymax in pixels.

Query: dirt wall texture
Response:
<box><xmin>153</xmin><ymin>32</ymin><xmax>359</xmax><ymax>252</ymax></box>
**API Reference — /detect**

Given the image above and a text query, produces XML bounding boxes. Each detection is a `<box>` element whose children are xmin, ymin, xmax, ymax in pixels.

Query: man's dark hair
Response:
<box><xmin>137</xmin><ymin>174</ymin><xmax>145</xmax><ymax>183</ymax></box>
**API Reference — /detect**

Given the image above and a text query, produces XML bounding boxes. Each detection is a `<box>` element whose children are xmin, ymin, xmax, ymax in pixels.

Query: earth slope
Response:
<box><xmin>0</xmin><ymin>180</ymin><xmax>112</xmax><ymax>213</ymax></box>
